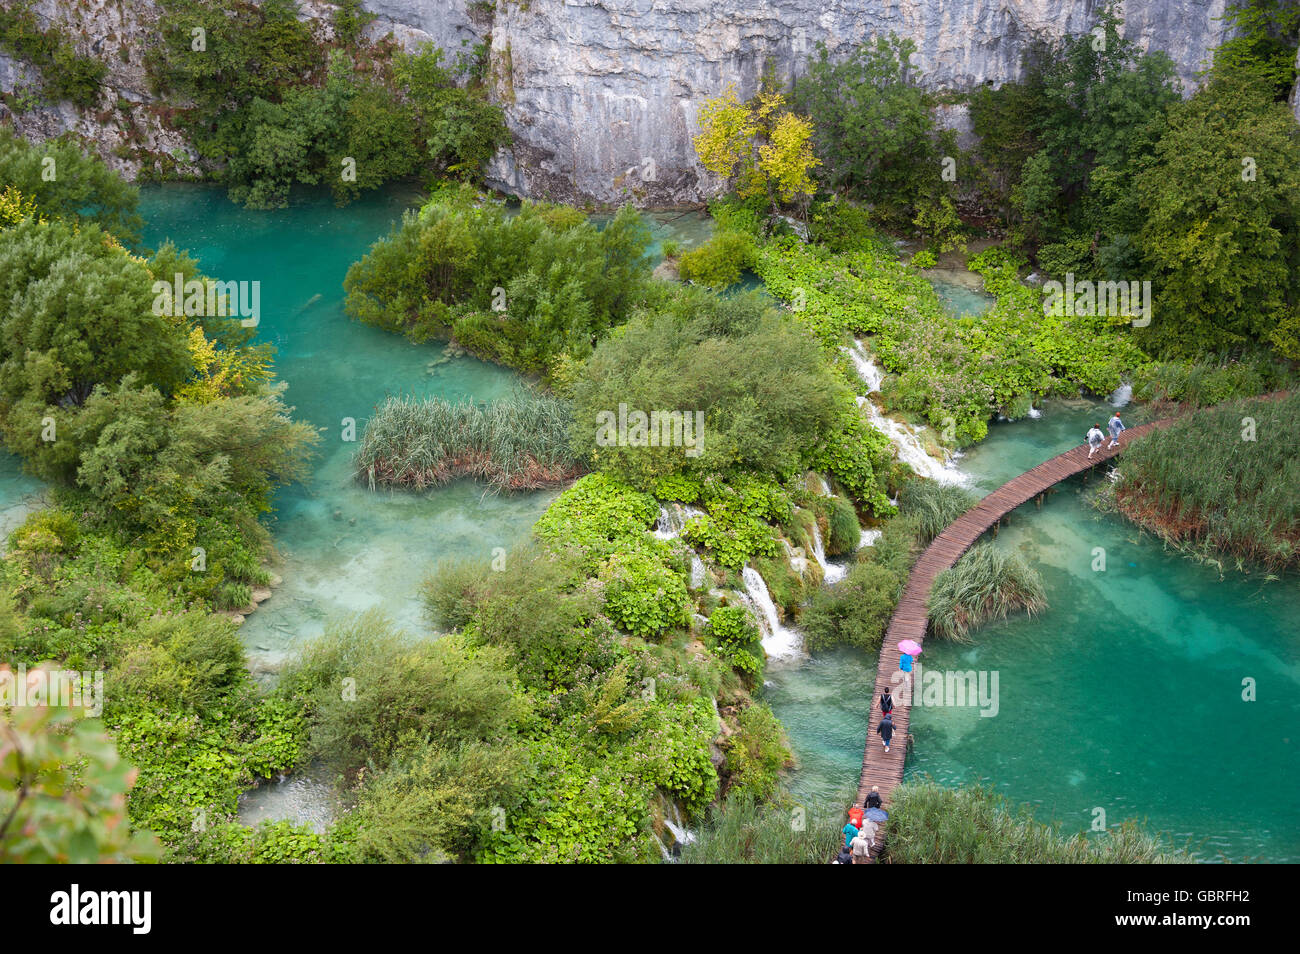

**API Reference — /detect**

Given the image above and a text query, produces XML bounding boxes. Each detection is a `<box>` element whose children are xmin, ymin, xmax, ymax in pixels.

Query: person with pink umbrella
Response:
<box><xmin>898</xmin><ymin>638</ymin><xmax>922</xmax><ymax>675</ymax></box>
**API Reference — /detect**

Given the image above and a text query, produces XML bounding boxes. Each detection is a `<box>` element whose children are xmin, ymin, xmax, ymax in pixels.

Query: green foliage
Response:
<box><xmin>885</xmin><ymin>779</ymin><xmax>1190</xmax><ymax>863</ymax></box>
<box><xmin>356</xmin><ymin>390</ymin><xmax>580</xmax><ymax>492</ymax></box>
<box><xmin>570</xmin><ymin>287</ymin><xmax>851</xmax><ymax>489</ymax></box>
<box><xmin>1210</xmin><ymin>0</ymin><xmax>1300</xmax><ymax>97</ymax></box>
<box><xmin>0</xmin><ymin>129</ymin><xmax>142</xmax><ymax>244</ymax></box>
<box><xmin>598</xmin><ymin>550</ymin><xmax>691</xmax><ymax>640</ymax></box>
<box><xmin>722</xmin><ymin>703</ymin><xmax>791</xmax><ymax>799</ymax></box>
<box><xmin>279</xmin><ymin>611</ymin><xmax>530</xmax><ymax>778</ymax></box>
<box><xmin>0</xmin><ymin>673</ymin><xmax>160</xmax><ymax>862</ymax></box>
<box><xmin>927</xmin><ymin>542</ymin><xmax>1048</xmax><ymax>641</ymax></box>
<box><xmin>680</xmin><ymin>790</ymin><xmax>846</xmax><ymax>864</ymax></box>
<box><xmin>1132</xmin><ymin>352</ymin><xmax>1300</xmax><ymax>406</ymax></box>
<box><xmin>824</xmin><ymin>495</ymin><xmax>862</xmax><ymax>557</ymax></box>
<box><xmin>532</xmin><ymin>473</ymin><xmax>660</xmax><ymax>568</ymax></box>
<box><xmin>968</xmin><ymin>8</ymin><xmax>1181</xmax><ymax>255</ymax></box>
<box><xmin>707</xmin><ymin>605</ymin><xmax>765</xmax><ymax>681</ymax></box>
<box><xmin>795</xmin><ymin>35</ymin><xmax>950</xmax><ymax>229</ymax></box>
<box><xmin>677</xmin><ymin>230</ymin><xmax>758</xmax><ymax>288</ymax></box>
<box><xmin>1112</xmin><ymin>392</ymin><xmax>1300</xmax><ymax>571</ymax></box>
<box><xmin>898</xmin><ymin>479</ymin><xmax>976</xmax><ymax>544</ymax></box>
<box><xmin>345</xmin><ymin>193</ymin><xmax>653</xmax><ymax>376</ymax></box>
<box><xmin>801</xmin><ymin>558</ymin><xmax>902</xmax><ymax>653</ymax></box>
<box><xmin>148</xmin><ymin>2</ymin><xmax>507</xmax><ymax>207</ymax></box>
<box><xmin>1134</xmin><ymin>73</ymin><xmax>1300</xmax><ymax>358</ymax></box>
<box><xmin>0</xmin><ymin>3</ymin><xmax>107</xmax><ymax>108</ymax></box>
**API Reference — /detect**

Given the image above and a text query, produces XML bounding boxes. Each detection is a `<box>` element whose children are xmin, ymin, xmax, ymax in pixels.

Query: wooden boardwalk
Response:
<box><xmin>853</xmin><ymin>418</ymin><xmax>1171</xmax><ymax>861</ymax></box>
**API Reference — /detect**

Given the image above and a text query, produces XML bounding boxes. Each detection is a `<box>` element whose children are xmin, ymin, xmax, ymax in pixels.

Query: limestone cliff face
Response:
<box><xmin>0</xmin><ymin>0</ymin><xmax>1242</xmax><ymax>204</ymax></box>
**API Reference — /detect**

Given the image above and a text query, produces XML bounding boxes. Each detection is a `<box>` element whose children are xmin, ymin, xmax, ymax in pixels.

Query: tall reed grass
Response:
<box><xmin>1115</xmin><ymin>392</ymin><xmax>1299</xmax><ymax>571</ymax></box>
<box><xmin>356</xmin><ymin>390</ymin><xmax>582</xmax><ymax>493</ymax></box>
<box><xmin>885</xmin><ymin>780</ymin><xmax>1190</xmax><ymax>863</ymax></box>
<box><xmin>900</xmin><ymin>480</ymin><xmax>977</xmax><ymax>544</ymax></box>
<box><xmin>927</xmin><ymin>542</ymin><xmax>1047</xmax><ymax>641</ymax></box>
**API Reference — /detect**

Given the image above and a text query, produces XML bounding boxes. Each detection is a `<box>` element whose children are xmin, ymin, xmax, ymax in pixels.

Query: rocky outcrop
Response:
<box><xmin>0</xmin><ymin>0</ymin><xmax>1245</xmax><ymax>205</ymax></box>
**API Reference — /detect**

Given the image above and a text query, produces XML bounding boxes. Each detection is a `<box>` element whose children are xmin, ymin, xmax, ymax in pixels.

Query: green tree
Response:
<box><xmin>1136</xmin><ymin>74</ymin><xmax>1300</xmax><ymax>356</ymax></box>
<box><xmin>0</xmin><ymin>129</ymin><xmax>142</xmax><ymax>244</ymax></box>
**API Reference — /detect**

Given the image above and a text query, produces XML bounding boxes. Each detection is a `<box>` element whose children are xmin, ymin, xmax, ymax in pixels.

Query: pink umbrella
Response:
<box><xmin>898</xmin><ymin>639</ymin><xmax>923</xmax><ymax>656</ymax></box>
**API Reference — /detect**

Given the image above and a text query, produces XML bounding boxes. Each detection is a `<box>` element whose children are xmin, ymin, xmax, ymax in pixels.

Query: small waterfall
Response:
<box><xmin>741</xmin><ymin>566</ymin><xmax>803</xmax><ymax>659</ymax></box>
<box><xmin>845</xmin><ymin>341</ymin><xmax>885</xmax><ymax>392</ymax></box>
<box><xmin>1108</xmin><ymin>383</ymin><xmax>1133</xmax><ymax>408</ymax></box>
<box><xmin>653</xmin><ymin>503</ymin><xmax>704</xmax><ymax>540</ymax></box>
<box><xmin>859</xmin><ymin>528</ymin><xmax>883</xmax><ymax>549</ymax></box>
<box><xmin>810</xmin><ymin>521</ymin><xmax>847</xmax><ymax>584</ymax></box>
<box><xmin>689</xmin><ymin>554</ymin><xmax>706</xmax><ymax>589</ymax></box>
<box><xmin>662</xmin><ymin>803</ymin><xmax>696</xmax><ymax>849</ymax></box>
<box><xmin>846</xmin><ymin>342</ymin><xmax>968</xmax><ymax>486</ymax></box>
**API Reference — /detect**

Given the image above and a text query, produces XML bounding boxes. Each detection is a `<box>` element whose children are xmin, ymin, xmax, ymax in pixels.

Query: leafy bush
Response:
<box><xmin>598</xmin><ymin>550</ymin><xmax>690</xmax><ymax>640</ymax></box>
<box><xmin>722</xmin><ymin>703</ymin><xmax>791</xmax><ymax>799</ymax></box>
<box><xmin>677</xmin><ymin>231</ymin><xmax>758</xmax><ymax>288</ymax></box>
<box><xmin>801</xmin><ymin>558</ymin><xmax>902</xmax><ymax>653</ymax></box>
<box><xmin>345</xmin><ymin>192</ymin><xmax>652</xmax><ymax>377</ymax></box>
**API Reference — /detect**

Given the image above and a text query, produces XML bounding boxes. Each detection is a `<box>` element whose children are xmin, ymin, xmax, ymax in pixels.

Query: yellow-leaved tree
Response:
<box><xmin>693</xmin><ymin>85</ymin><xmax>819</xmax><ymax>213</ymax></box>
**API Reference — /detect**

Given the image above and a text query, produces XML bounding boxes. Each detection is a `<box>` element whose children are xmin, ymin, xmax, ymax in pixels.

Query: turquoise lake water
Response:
<box><xmin>7</xmin><ymin>181</ymin><xmax>1295</xmax><ymax>858</ymax></box>
<box><xmin>133</xmin><ymin>186</ymin><xmax>720</xmax><ymax>674</ymax></box>
<box><xmin>765</xmin><ymin>398</ymin><xmax>1300</xmax><ymax>862</ymax></box>
<box><xmin>137</xmin><ymin>184</ymin><xmax>557</xmax><ymax>669</ymax></box>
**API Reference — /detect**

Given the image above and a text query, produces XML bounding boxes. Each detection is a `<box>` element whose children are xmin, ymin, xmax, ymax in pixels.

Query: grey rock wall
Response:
<box><xmin>0</xmin><ymin>0</ymin><xmax>1247</xmax><ymax>204</ymax></box>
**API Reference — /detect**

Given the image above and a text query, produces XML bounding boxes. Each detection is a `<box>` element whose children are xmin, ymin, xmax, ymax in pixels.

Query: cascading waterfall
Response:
<box><xmin>741</xmin><ymin>566</ymin><xmax>803</xmax><ymax>659</ymax></box>
<box><xmin>845</xmin><ymin>341</ymin><xmax>968</xmax><ymax>485</ymax></box>
<box><xmin>1108</xmin><ymin>383</ymin><xmax>1133</xmax><ymax>407</ymax></box>
<box><xmin>654</xmin><ymin>503</ymin><xmax>707</xmax><ymax>588</ymax></box>
<box><xmin>809</xmin><ymin>521</ymin><xmax>846</xmax><ymax>584</ymax></box>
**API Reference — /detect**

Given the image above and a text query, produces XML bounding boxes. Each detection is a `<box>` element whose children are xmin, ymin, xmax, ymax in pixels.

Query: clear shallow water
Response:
<box><xmin>138</xmin><ymin>184</ymin><xmax>556</xmax><ymax>670</ymax></box>
<box><xmin>0</xmin><ymin>451</ymin><xmax>46</xmax><ymax>550</ymax></box>
<box><xmin>766</xmin><ymin>398</ymin><xmax>1300</xmax><ymax>862</ymax></box>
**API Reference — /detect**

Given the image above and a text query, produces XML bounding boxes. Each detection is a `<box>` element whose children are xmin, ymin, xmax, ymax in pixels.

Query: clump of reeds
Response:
<box><xmin>1115</xmin><ymin>392</ymin><xmax>1299</xmax><ymax>572</ymax></box>
<box><xmin>899</xmin><ymin>480</ymin><xmax>977</xmax><ymax>544</ymax></box>
<box><xmin>926</xmin><ymin>542</ymin><xmax>1047</xmax><ymax>641</ymax></box>
<box><xmin>355</xmin><ymin>390</ymin><xmax>582</xmax><ymax>493</ymax></box>
<box><xmin>885</xmin><ymin>779</ymin><xmax>1191</xmax><ymax>863</ymax></box>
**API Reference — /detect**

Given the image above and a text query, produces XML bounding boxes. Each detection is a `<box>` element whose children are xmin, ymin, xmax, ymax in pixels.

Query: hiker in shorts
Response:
<box><xmin>1086</xmin><ymin>422</ymin><xmax>1105</xmax><ymax>458</ymax></box>
<box><xmin>1107</xmin><ymin>411</ymin><xmax>1126</xmax><ymax>448</ymax></box>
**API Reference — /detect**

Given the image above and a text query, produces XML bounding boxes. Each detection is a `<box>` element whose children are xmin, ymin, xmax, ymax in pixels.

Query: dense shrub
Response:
<box><xmin>0</xmin><ymin>4</ymin><xmax>107</xmax><ymax>107</ymax></box>
<box><xmin>345</xmin><ymin>191</ymin><xmax>653</xmax><ymax>377</ymax></box>
<box><xmin>679</xmin><ymin>790</ymin><xmax>846</xmax><ymax>864</ymax></box>
<box><xmin>677</xmin><ymin>231</ymin><xmax>759</xmax><ymax>288</ymax></box>
<box><xmin>801</xmin><ymin>558</ymin><xmax>902</xmax><ymax>653</ymax></box>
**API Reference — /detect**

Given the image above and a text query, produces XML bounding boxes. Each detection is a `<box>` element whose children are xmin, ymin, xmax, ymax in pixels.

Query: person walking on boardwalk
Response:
<box><xmin>1086</xmin><ymin>422</ymin><xmax>1105</xmax><ymax>458</ymax></box>
<box><xmin>877</xmin><ymin>712</ymin><xmax>895</xmax><ymax>753</ymax></box>
<box><xmin>851</xmin><ymin>822</ymin><xmax>876</xmax><ymax>864</ymax></box>
<box><xmin>843</xmin><ymin>818</ymin><xmax>861</xmax><ymax>848</ymax></box>
<box><xmin>835</xmin><ymin>844</ymin><xmax>854</xmax><ymax>864</ymax></box>
<box><xmin>866</xmin><ymin>785</ymin><xmax>883</xmax><ymax>810</ymax></box>
<box><xmin>1107</xmin><ymin>411</ymin><xmax>1127</xmax><ymax>448</ymax></box>
<box><xmin>880</xmin><ymin>687</ymin><xmax>894</xmax><ymax>716</ymax></box>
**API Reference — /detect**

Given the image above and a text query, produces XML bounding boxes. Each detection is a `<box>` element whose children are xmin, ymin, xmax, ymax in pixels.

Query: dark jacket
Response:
<box><xmin>877</xmin><ymin>717</ymin><xmax>894</xmax><ymax>743</ymax></box>
<box><xmin>880</xmin><ymin>692</ymin><xmax>893</xmax><ymax>714</ymax></box>
<box><xmin>836</xmin><ymin>846</ymin><xmax>854</xmax><ymax>864</ymax></box>
<box><xmin>866</xmin><ymin>792</ymin><xmax>883</xmax><ymax>810</ymax></box>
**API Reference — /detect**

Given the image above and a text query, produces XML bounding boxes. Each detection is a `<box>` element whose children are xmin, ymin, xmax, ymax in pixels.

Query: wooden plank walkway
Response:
<box><xmin>853</xmin><ymin>418</ymin><xmax>1171</xmax><ymax>861</ymax></box>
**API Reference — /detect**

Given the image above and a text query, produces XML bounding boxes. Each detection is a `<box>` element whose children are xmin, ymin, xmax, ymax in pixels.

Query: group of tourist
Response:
<box><xmin>1086</xmin><ymin>411</ymin><xmax>1127</xmax><ymax>458</ymax></box>
<box><xmin>835</xmin><ymin>687</ymin><xmax>897</xmax><ymax>863</ymax></box>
